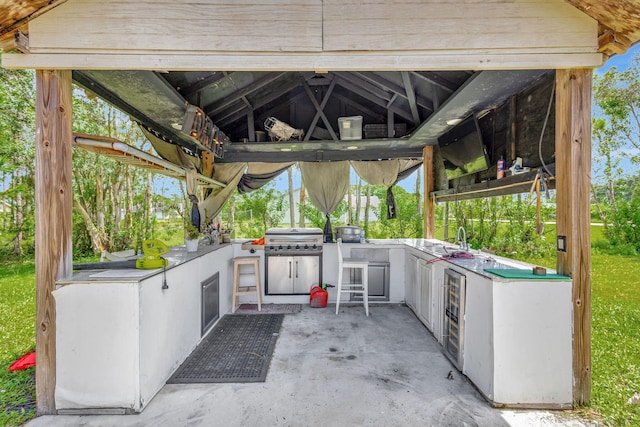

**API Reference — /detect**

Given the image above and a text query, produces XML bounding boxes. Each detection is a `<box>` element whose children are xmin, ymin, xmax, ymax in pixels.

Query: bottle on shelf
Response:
<box><xmin>497</xmin><ymin>155</ymin><xmax>506</xmax><ymax>179</ymax></box>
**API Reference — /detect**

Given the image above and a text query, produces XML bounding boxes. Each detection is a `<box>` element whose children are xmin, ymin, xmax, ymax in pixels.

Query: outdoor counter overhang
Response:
<box><xmin>3</xmin><ymin>0</ymin><xmax>637</xmax><ymax>413</ymax></box>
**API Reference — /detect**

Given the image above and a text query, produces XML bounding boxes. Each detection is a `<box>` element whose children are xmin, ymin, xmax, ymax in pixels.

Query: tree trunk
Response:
<box><xmin>364</xmin><ymin>184</ymin><xmax>371</xmax><ymax>234</ymax></box>
<box><xmin>415</xmin><ymin>167</ymin><xmax>422</xmax><ymax>236</ymax></box>
<box><xmin>228</xmin><ymin>195</ymin><xmax>236</xmax><ymax>228</ymax></box>
<box><xmin>112</xmin><ymin>173</ymin><xmax>122</xmax><ymax>236</ymax></box>
<box><xmin>444</xmin><ymin>202</ymin><xmax>449</xmax><ymax>242</ymax></box>
<box><xmin>124</xmin><ymin>167</ymin><xmax>134</xmax><ymax>234</ymax></box>
<box><xmin>13</xmin><ymin>169</ymin><xmax>24</xmax><ymax>255</ymax></box>
<box><xmin>74</xmin><ymin>198</ymin><xmax>106</xmax><ymax>252</ymax></box>
<box><xmin>1</xmin><ymin>172</ymin><xmax>6</xmax><ymax>231</ymax></box>
<box><xmin>355</xmin><ymin>178</ymin><xmax>362</xmax><ymax>226</ymax></box>
<box><xmin>288</xmin><ymin>167</ymin><xmax>295</xmax><ymax>226</ymax></box>
<box><xmin>298</xmin><ymin>185</ymin><xmax>306</xmax><ymax>228</ymax></box>
<box><xmin>347</xmin><ymin>182</ymin><xmax>352</xmax><ymax>224</ymax></box>
<box><xmin>96</xmin><ymin>165</ymin><xmax>105</xmax><ymax>231</ymax></box>
<box><xmin>145</xmin><ymin>172</ymin><xmax>153</xmax><ymax>237</ymax></box>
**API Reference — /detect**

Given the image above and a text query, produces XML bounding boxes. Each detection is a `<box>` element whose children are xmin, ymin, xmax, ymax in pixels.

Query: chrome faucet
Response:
<box><xmin>456</xmin><ymin>226</ymin><xmax>468</xmax><ymax>251</ymax></box>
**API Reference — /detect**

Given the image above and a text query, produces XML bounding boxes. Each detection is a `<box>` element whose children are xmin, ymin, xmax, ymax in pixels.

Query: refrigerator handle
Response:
<box><xmin>295</xmin><ymin>260</ymin><xmax>299</xmax><ymax>278</ymax></box>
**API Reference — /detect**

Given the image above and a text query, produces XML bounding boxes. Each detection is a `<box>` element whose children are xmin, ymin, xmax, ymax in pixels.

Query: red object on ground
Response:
<box><xmin>8</xmin><ymin>351</ymin><xmax>36</xmax><ymax>372</ymax></box>
<box><xmin>309</xmin><ymin>285</ymin><xmax>328</xmax><ymax>308</ymax></box>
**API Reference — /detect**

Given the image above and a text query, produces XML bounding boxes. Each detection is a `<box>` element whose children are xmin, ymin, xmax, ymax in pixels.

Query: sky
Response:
<box><xmin>154</xmin><ymin>45</ymin><xmax>640</xmax><ymax>197</ymax></box>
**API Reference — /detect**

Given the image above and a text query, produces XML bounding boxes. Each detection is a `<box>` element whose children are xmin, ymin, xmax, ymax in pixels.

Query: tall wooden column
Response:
<box><xmin>35</xmin><ymin>70</ymin><xmax>73</xmax><ymax>414</ymax></box>
<box><xmin>555</xmin><ymin>68</ymin><xmax>592</xmax><ymax>406</ymax></box>
<box><xmin>423</xmin><ymin>145</ymin><xmax>435</xmax><ymax>238</ymax></box>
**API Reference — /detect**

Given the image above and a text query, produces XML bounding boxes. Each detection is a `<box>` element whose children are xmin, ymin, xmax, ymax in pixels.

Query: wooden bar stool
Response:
<box><xmin>232</xmin><ymin>256</ymin><xmax>262</xmax><ymax>313</ymax></box>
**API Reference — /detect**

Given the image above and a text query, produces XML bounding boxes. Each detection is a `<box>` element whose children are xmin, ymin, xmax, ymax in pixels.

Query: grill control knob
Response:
<box><xmin>296</xmin><ymin>245</ymin><xmax>300</xmax><ymax>249</ymax></box>
<box><xmin>278</xmin><ymin>245</ymin><xmax>283</xmax><ymax>250</ymax></box>
<box><xmin>312</xmin><ymin>244</ymin><xmax>317</xmax><ymax>249</ymax></box>
<box><xmin>287</xmin><ymin>245</ymin><xmax>292</xmax><ymax>249</ymax></box>
<box><xmin>269</xmin><ymin>246</ymin><xmax>274</xmax><ymax>250</ymax></box>
<box><xmin>304</xmin><ymin>244</ymin><xmax>309</xmax><ymax>249</ymax></box>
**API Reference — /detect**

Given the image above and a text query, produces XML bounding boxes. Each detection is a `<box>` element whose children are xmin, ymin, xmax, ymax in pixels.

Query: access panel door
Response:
<box><xmin>292</xmin><ymin>255</ymin><xmax>320</xmax><ymax>294</ymax></box>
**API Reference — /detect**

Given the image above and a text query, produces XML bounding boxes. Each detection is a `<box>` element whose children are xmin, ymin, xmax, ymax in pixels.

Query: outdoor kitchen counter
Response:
<box><xmin>399</xmin><ymin>238</ymin><xmax>573</xmax><ymax>407</ymax></box>
<box><xmin>59</xmin><ymin>242</ymin><xmax>232</xmax><ymax>284</ymax></box>
<box><xmin>53</xmin><ymin>242</ymin><xmax>235</xmax><ymax>414</ymax></box>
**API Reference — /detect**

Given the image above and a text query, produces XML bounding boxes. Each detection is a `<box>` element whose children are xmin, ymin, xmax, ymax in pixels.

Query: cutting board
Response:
<box><xmin>484</xmin><ymin>268</ymin><xmax>570</xmax><ymax>280</ymax></box>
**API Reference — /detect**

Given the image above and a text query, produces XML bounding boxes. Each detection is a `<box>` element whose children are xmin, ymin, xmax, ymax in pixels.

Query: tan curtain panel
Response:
<box><xmin>198</xmin><ymin>163</ymin><xmax>246</xmax><ymax>225</ymax></box>
<box><xmin>350</xmin><ymin>159</ymin><xmax>400</xmax><ymax>186</ymax></box>
<box><xmin>246</xmin><ymin>162</ymin><xmax>294</xmax><ymax>175</ymax></box>
<box><xmin>299</xmin><ymin>161</ymin><xmax>350</xmax><ymax>215</ymax></box>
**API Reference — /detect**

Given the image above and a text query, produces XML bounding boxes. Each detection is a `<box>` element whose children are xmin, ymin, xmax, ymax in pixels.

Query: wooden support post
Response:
<box><xmin>35</xmin><ymin>70</ymin><xmax>73</xmax><ymax>415</ymax></box>
<box><xmin>423</xmin><ymin>145</ymin><xmax>435</xmax><ymax>238</ymax></box>
<box><xmin>555</xmin><ymin>68</ymin><xmax>592</xmax><ymax>406</ymax></box>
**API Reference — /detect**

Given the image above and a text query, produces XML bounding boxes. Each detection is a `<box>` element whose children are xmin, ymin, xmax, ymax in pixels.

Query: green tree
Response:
<box><xmin>370</xmin><ymin>185</ymin><xmax>423</xmax><ymax>239</ymax></box>
<box><xmin>592</xmin><ymin>53</ymin><xmax>640</xmax><ymax>250</ymax></box>
<box><xmin>229</xmin><ymin>183</ymin><xmax>285</xmax><ymax>237</ymax></box>
<box><xmin>0</xmin><ymin>67</ymin><xmax>36</xmax><ymax>256</ymax></box>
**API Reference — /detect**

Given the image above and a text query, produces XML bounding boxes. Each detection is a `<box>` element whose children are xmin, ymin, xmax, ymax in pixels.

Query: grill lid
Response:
<box><xmin>265</xmin><ymin>227</ymin><xmax>323</xmax><ymax>236</ymax></box>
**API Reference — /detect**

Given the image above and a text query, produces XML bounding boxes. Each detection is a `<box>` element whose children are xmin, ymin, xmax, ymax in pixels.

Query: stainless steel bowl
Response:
<box><xmin>335</xmin><ymin>226</ymin><xmax>364</xmax><ymax>243</ymax></box>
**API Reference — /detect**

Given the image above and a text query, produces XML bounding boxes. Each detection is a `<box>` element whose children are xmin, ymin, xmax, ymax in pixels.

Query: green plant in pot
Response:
<box><xmin>184</xmin><ymin>222</ymin><xmax>201</xmax><ymax>252</ymax></box>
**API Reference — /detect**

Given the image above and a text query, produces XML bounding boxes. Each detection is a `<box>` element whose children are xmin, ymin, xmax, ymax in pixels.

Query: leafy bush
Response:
<box><xmin>451</xmin><ymin>195</ymin><xmax>555</xmax><ymax>258</ymax></box>
<box><xmin>603</xmin><ymin>183</ymin><xmax>640</xmax><ymax>252</ymax></box>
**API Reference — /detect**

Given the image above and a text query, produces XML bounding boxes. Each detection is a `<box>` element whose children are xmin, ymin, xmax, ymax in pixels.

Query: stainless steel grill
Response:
<box><xmin>264</xmin><ymin>227</ymin><xmax>323</xmax><ymax>255</ymax></box>
<box><xmin>264</xmin><ymin>228</ymin><xmax>323</xmax><ymax>295</ymax></box>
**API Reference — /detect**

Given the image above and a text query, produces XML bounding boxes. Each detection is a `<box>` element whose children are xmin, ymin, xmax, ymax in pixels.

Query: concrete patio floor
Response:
<box><xmin>27</xmin><ymin>304</ymin><xmax>596</xmax><ymax>426</ymax></box>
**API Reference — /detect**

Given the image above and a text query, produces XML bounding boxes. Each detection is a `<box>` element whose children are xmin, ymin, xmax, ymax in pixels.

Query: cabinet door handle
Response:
<box><xmin>295</xmin><ymin>260</ymin><xmax>299</xmax><ymax>278</ymax></box>
<box><xmin>289</xmin><ymin>260</ymin><xmax>292</xmax><ymax>278</ymax></box>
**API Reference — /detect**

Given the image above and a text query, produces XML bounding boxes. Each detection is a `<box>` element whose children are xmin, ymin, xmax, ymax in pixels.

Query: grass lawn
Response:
<box><xmin>1</xmin><ymin>236</ymin><xmax>639</xmax><ymax>426</ymax></box>
<box><xmin>0</xmin><ymin>260</ymin><xmax>36</xmax><ymax>427</ymax></box>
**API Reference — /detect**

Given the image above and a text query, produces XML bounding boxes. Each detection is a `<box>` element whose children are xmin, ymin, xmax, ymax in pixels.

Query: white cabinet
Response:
<box><xmin>418</xmin><ymin>261</ymin><xmax>434</xmax><ymax>330</ymax></box>
<box><xmin>54</xmin><ymin>245</ymin><xmax>233</xmax><ymax>413</ymax></box>
<box><xmin>405</xmin><ymin>253</ymin><xmax>418</xmax><ymax>310</ymax></box>
<box><xmin>266</xmin><ymin>255</ymin><xmax>319</xmax><ymax>294</ymax></box>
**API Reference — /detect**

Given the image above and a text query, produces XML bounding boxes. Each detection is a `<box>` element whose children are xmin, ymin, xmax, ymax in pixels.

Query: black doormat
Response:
<box><xmin>167</xmin><ymin>314</ymin><xmax>284</xmax><ymax>384</ymax></box>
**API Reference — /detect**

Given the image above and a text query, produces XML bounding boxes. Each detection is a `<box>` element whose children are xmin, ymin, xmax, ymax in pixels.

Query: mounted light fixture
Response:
<box><xmin>347</xmin><ymin>146</ymin><xmax>358</xmax><ymax>150</ymax></box>
<box><xmin>181</xmin><ymin>104</ymin><xmax>225</xmax><ymax>158</ymax></box>
<box><xmin>446</xmin><ymin>118</ymin><xmax>463</xmax><ymax>126</ymax></box>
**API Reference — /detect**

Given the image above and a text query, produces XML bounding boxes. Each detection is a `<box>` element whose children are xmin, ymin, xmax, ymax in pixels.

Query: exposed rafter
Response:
<box><xmin>204</xmin><ymin>72</ymin><xmax>287</xmax><ymax>116</ymax></box>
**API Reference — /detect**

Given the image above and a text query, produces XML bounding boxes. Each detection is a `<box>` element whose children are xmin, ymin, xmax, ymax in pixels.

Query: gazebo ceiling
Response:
<box><xmin>71</xmin><ymin>68</ymin><xmax>549</xmax><ymax>163</ymax></box>
<box><xmin>0</xmin><ymin>1</ymin><xmax>637</xmax><ymax>164</ymax></box>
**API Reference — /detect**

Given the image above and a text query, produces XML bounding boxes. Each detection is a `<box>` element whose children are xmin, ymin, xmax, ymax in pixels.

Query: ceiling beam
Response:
<box><xmin>401</xmin><ymin>71</ymin><xmax>421</xmax><ymax>124</ymax></box>
<box><xmin>332</xmin><ymin>92</ymin><xmax>385</xmax><ymax>122</ymax></box>
<box><xmin>333</xmin><ymin>75</ymin><xmax>416</xmax><ymax>124</ymax></box>
<box><xmin>304</xmin><ymin>78</ymin><xmax>337</xmax><ymax>141</ymax></box>
<box><xmin>216</xmin><ymin>77</ymin><xmax>304</xmax><ymax>128</ymax></box>
<box><xmin>180</xmin><ymin>72</ymin><xmax>225</xmax><ymax>98</ymax></box>
<box><xmin>411</xmin><ymin>71</ymin><xmax>458</xmax><ymax>93</ymax></box>
<box><xmin>230</xmin><ymin>90</ymin><xmax>307</xmax><ymax>139</ymax></box>
<box><xmin>355</xmin><ymin>72</ymin><xmax>433</xmax><ymax>112</ymax></box>
<box><xmin>203</xmin><ymin>72</ymin><xmax>287</xmax><ymax>116</ymax></box>
<box><xmin>221</xmin><ymin>140</ymin><xmax>422</xmax><ymax>163</ymax></box>
<box><xmin>302</xmin><ymin>80</ymin><xmax>339</xmax><ymax>140</ymax></box>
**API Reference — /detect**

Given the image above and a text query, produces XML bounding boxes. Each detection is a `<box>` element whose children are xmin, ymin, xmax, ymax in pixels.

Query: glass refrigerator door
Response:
<box><xmin>444</xmin><ymin>268</ymin><xmax>466</xmax><ymax>370</ymax></box>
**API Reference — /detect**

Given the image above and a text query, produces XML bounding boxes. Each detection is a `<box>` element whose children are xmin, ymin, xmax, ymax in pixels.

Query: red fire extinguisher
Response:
<box><xmin>310</xmin><ymin>284</ymin><xmax>329</xmax><ymax>308</ymax></box>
